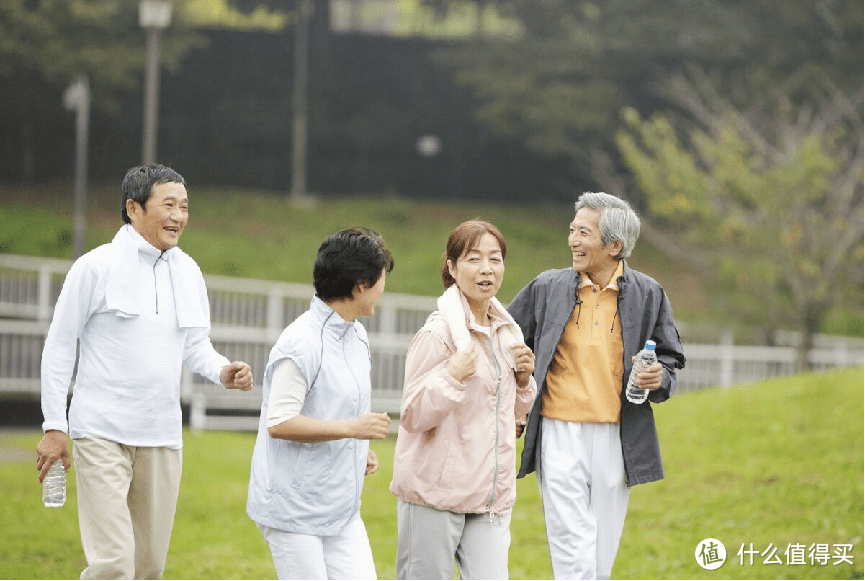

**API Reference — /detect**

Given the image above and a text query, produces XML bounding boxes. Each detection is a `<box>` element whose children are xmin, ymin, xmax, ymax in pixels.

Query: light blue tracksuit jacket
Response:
<box><xmin>247</xmin><ymin>296</ymin><xmax>372</xmax><ymax>535</ymax></box>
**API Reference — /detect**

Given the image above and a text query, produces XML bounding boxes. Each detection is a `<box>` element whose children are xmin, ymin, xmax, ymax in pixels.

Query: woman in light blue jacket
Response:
<box><xmin>247</xmin><ymin>227</ymin><xmax>394</xmax><ymax>580</ymax></box>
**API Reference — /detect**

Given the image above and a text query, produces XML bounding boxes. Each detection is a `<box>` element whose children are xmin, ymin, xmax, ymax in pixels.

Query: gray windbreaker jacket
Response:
<box><xmin>507</xmin><ymin>262</ymin><xmax>686</xmax><ymax>486</ymax></box>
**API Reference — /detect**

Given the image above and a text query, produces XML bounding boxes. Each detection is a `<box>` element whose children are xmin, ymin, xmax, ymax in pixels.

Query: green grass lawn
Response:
<box><xmin>1</xmin><ymin>366</ymin><xmax>862</xmax><ymax>579</ymax></box>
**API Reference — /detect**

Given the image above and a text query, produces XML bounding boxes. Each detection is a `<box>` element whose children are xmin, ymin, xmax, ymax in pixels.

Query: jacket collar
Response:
<box><xmin>574</xmin><ymin>260</ymin><xmax>630</xmax><ymax>297</ymax></box>
<box><xmin>310</xmin><ymin>295</ymin><xmax>356</xmax><ymax>338</ymax></box>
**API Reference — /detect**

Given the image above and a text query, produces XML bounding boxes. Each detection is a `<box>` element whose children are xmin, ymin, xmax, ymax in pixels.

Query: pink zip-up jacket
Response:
<box><xmin>390</xmin><ymin>289</ymin><xmax>537</xmax><ymax>515</ymax></box>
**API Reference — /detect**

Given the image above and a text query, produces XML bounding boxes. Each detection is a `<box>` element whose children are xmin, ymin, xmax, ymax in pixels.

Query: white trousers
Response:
<box><xmin>396</xmin><ymin>500</ymin><xmax>511</xmax><ymax>580</ymax></box>
<box><xmin>259</xmin><ymin>513</ymin><xmax>377</xmax><ymax>580</ymax></box>
<box><xmin>538</xmin><ymin>419</ymin><xmax>630</xmax><ymax>580</ymax></box>
<box><xmin>73</xmin><ymin>438</ymin><xmax>182</xmax><ymax>580</ymax></box>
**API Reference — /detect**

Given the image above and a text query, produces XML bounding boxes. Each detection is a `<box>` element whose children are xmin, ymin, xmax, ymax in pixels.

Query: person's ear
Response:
<box><xmin>447</xmin><ymin>259</ymin><xmax>457</xmax><ymax>280</ymax></box>
<box><xmin>125</xmin><ymin>199</ymin><xmax>139</xmax><ymax>221</ymax></box>
<box><xmin>352</xmin><ymin>282</ymin><xmax>370</xmax><ymax>300</ymax></box>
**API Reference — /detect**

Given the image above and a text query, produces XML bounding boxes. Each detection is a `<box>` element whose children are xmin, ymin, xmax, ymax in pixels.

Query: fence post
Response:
<box><xmin>380</xmin><ymin>295</ymin><xmax>397</xmax><ymax>336</ymax></box>
<box><xmin>190</xmin><ymin>391</ymin><xmax>206</xmax><ymax>432</ymax></box>
<box><xmin>720</xmin><ymin>330</ymin><xmax>734</xmax><ymax>387</ymax></box>
<box><xmin>267</xmin><ymin>288</ymin><xmax>284</xmax><ymax>341</ymax></box>
<box><xmin>38</xmin><ymin>264</ymin><xmax>53</xmax><ymax>322</ymax></box>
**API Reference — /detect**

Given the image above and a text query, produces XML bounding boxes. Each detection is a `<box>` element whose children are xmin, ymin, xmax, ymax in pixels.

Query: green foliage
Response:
<box><xmin>393</xmin><ymin>0</ymin><xmax>522</xmax><ymax>38</ymax></box>
<box><xmin>0</xmin><ymin>0</ymin><xmax>206</xmax><ymax>113</ymax></box>
<box><xmin>181</xmin><ymin>0</ymin><xmax>289</xmax><ymax>30</ymax></box>
<box><xmin>425</xmin><ymin>0</ymin><xmax>862</xmax><ymax>181</ymax></box>
<box><xmin>616</xmin><ymin>69</ymin><xmax>864</xmax><ymax>349</ymax></box>
<box><xmin>1</xmin><ymin>366</ymin><xmax>861</xmax><ymax>578</ymax></box>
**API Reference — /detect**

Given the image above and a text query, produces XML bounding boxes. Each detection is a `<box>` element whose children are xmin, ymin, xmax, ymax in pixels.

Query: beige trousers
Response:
<box><xmin>73</xmin><ymin>438</ymin><xmax>182</xmax><ymax>580</ymax></box>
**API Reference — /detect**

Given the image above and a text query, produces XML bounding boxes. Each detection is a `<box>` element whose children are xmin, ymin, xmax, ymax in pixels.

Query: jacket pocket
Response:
<box><xmin>268</xmin><ymin>439</ymin><xmax>300</xmax><ymax>493</ymax></box>
<box><xmin>289</xmin><ymin>443</ymin><xmax>312</xmax><ymax>490</ymax></box>
<box><xmin>435</xmin><ymin>440</ymin><xmax>457</xmax><ymax>490</ymax></box>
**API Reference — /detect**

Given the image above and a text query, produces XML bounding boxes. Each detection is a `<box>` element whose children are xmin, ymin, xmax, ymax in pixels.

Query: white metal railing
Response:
<box><xmin>1</xmin><ymin>254</ymin><xmax>862</xmax><ymax>431</ymax></box>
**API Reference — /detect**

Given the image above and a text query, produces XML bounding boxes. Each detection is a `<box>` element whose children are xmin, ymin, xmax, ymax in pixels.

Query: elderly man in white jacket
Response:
<box><xmin>36</xmin><ymin>164</ymin><xmax>253</xmax><ymax>580</ymax></box>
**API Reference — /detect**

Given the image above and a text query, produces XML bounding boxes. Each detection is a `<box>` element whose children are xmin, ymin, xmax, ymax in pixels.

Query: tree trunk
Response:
<box><xmin>798</xmin><ymin>304</ymin><xmax>824</xmax><ymax>372</ymax></box>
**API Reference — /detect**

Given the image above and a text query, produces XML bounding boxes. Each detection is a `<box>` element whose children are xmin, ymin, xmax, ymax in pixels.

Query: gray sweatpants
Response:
<box><xmin>396</xmin><ymin>500</ymin><xmax>511</xmax><ymax>580</ymax></box>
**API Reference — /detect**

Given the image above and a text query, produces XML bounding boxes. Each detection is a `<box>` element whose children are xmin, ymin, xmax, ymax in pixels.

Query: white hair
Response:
<box><xmin>574</xmin><ymin>192</ymin><xmax>640</xmax><ymax>259</ymax></box>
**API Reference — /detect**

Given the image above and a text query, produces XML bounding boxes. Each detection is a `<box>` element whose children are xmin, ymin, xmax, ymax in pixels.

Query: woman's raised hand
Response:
<box><xmin>510</xmin><ymin>343</ymin><xmax>535</xmax><ymax>388</ymax></box>
<box><xmin>447</xmin><ymin>343</ymin><xmax>478</xmax><ymax>383</ymax></box>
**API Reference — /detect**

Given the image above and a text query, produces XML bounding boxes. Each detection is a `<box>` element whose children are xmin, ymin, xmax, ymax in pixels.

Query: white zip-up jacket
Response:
<box><xmin>390</xmin><ymin>288</ymin><xmax>536</xmax><ymax>515</ymax></box>
<box><xmin>40</xmin><ymin>225</ymin><xmax>228</xmax><ymax>449</ymax></box>
<box><xmin>246</xmin><ymin>296</ymin><xmax>372</xmax><ymax>535</ymax></box>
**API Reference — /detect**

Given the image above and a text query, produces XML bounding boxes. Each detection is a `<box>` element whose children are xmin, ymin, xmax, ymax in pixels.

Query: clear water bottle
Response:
<box><xmin>42</xmin><ymin>461</ymin><xmax>66</xmax><ymax>508</ymax></box>
<box><xmin>626</xmin><ymin>340</ymin><xmax>657</xmax><ymax>405</ymax></box>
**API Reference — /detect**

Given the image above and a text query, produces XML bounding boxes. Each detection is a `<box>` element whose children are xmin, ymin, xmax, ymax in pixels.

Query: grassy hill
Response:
<box><xmin>3</xmin><ymin>181</ymin><xmax>862</xmax><ymax>335</ymax></box>
<box><xmin>1</xmin><ymin>181</ymin><xmax>713</xmax><ymax>320</ymax></box>
<box><xmin>1</xmin><ymin>366</ymin><xmax>861</xmax><ymax>579</ymax></box>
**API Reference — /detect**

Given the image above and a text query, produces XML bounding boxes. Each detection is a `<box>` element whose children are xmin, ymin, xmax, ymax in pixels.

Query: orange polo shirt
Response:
<box><xmin>541</xmin><ymin>261</ymin><xmax>625</xmax><ymax>424</ymax></box>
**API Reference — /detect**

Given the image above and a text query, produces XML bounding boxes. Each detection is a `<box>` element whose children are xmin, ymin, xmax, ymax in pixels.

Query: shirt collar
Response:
<box><xmin>122</xmin><ymin>223</ymin><xmax>178</xmax><ymax>262</ymax></box>
<box><xmin>579</xmin><ymin>260</ymin><xmax>624</xmax><ymax>292</ymax></box>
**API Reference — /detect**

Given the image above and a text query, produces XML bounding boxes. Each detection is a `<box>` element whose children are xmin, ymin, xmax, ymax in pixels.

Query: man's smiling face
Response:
<box><xmin>568</xmin><ymin>207</ymin><xmax>618</xmax><ymax>278</ymax></box>
<box><xmin>127</xmin><ymin>181</ymin><xmax>189</xmax><ymax>251</ymax></box>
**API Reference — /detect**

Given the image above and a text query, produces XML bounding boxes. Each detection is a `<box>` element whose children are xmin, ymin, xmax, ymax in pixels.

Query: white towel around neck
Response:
<box><xmin>436</xmin><ymin>284</ymin><xmax>524</xmax><ymax>369</ymax></box>
<box><xmin>104</xmin><ymin>225</ymin><xmax>210</xmax><ymax>328</ymax></box>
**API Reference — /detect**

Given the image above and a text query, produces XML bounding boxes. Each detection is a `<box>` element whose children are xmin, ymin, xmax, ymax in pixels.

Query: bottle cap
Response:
<box><xmin>644</xmin><ymin>340</ymin><xmax>656</xmax><ymax>350</ymax></box>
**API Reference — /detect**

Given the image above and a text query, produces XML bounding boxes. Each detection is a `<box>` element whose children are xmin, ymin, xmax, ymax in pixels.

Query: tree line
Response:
<box><xmin>1</xmin><ymin>0</ymin><xmax>862</xmax><ymax>362</ymax></box>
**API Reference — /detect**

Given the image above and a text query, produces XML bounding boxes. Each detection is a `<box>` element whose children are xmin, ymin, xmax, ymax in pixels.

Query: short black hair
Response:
<box><xmin>313</xmin><ymin>227</ymin><xmax>394</xmax><ymax>302</ymax></box>
<box><xmin>121</xmin><ymin>164</ymin><xmax>186</xmax><ymax>224</ymax></box>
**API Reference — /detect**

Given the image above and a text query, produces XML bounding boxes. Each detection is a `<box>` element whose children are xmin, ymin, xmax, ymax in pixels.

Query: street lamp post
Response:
<box><xmin>139</xmin><ymin>0</ymin><xmax>173</xmax><ymax>166</ymax></box>
<box><xmin>290</xmin><ymin>0</ymin><xmax>313</xmax><ymax>201</ymax></box>
<box><xmin>63</xmin><ymin>76</ymin><xmax>90</xmax><ymax>259</ymax></box>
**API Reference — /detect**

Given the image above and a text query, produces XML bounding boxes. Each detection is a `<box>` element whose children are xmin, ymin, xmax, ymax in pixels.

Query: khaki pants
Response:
<box><xmin>73</xmin><ymin>438</ymin><xmax>182</xmax><ymax>580</ymax></box>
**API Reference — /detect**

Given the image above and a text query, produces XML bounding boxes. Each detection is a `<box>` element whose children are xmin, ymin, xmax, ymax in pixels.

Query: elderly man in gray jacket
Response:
<box><xmin>508</xmin><ymin>192</ymin><xmax>685</xmax><ymax>580</ymax></box>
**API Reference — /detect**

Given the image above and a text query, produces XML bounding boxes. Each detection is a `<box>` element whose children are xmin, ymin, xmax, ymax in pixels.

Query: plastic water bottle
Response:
<box><xmin>42</xmin><ymin>461</ymin><xmax>66</xmax><ymax>508</ymax></box>
<box><xmin>626</xmin><ymin>340</ymin><xmax>657</xmax><ymax>405</ymax></box>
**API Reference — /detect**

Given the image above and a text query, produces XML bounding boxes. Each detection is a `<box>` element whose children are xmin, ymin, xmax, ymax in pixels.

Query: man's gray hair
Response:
<box><xmin>575</xmin><ymin>192</ymin><xmax>640</xmax><ymax>259</ymax></box>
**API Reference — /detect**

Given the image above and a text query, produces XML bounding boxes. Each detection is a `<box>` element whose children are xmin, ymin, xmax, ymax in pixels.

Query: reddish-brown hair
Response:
<box><xmin>441</xmin><ymin>220</ymin><xmax>507</xmax><ymax>288</ymax></box>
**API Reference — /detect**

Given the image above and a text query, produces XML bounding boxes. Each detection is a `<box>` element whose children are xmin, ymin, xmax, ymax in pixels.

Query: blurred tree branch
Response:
<box><xmin>0</xmin><ymin>0</ymin><xmax>208</xmax><ymax>114</ymax></box>
<box><xmin>617</xmin><ymin>67</ymin><xmax>863</xmax><ymax>366</ymax></box>
<box><xmin>420</xmin><ymin>0</ymin><xmax>862</xmax><ymax>200</ymax></box>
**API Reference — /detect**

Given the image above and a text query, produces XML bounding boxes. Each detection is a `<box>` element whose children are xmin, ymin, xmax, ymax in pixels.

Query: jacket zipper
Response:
<box><xmin>486</xmin><ymin>333</ymin><xmax>502</xmax><ymax>515</ymax></box>
<box><xmin>345</xmin><ymin>324</ymin><xmax>363</xmax><ymax>517</ymax></box>
<box><xmin>152</xmin><ymin>253</ymin><xmax>167</xmax><ymax>314</ymax></box>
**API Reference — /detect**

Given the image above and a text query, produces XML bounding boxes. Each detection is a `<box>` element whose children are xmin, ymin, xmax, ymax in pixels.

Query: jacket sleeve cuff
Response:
<box><xmin>42</xmin><ymin>421</ymin><xmax>68</xmax><ymax>434</ymax></box>
<box><xmin>438</xmin><ymin>367</ymin><xmax>468</xmax><ymax>400</ymax></box>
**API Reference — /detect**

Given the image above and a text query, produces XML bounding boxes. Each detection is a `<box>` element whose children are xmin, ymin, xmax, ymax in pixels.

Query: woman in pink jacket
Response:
<box><xmin>390</xmin><ymin>220</ymin><xmax>537</xmax><ymax>580</ymax></box>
